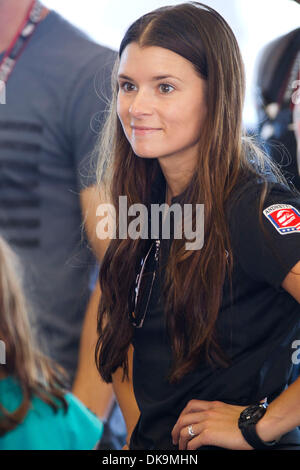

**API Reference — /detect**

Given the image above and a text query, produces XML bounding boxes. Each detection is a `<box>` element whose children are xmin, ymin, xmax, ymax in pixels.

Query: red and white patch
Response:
<box><xmin>263</xmin><ymin>204</ymin><xmax>300</xmax><ymax>235</ymax></box>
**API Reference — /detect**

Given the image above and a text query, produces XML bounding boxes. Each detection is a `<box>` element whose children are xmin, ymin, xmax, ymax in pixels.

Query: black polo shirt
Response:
<box><xmin>130</xmin><ymin>175</ymin><xmax>300</xmax><ymax>450</ymax></box>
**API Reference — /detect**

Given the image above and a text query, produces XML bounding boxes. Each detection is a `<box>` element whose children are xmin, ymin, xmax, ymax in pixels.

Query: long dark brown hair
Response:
<box><xmin>0</xmin><ymin>237</ymin><xmax>68</xmax><ymax>436</ymax></box>
<box><xmin>95</xmin><ymin>2</ymin><xmax>286</xmax><ymax>384</ymax></box>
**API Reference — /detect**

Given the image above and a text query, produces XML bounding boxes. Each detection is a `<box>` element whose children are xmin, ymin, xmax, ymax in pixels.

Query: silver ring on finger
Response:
<box><xmin>188</xmin><ymin>424</ymin><xmax>196</xmax><ymax>438</ymax></box>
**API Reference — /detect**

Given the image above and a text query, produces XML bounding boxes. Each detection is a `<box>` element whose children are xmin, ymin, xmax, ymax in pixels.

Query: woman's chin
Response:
<box><xmin>133</xmin><ymin>151</ymin><xmax>158</xmax><ymax>160</ymax></box>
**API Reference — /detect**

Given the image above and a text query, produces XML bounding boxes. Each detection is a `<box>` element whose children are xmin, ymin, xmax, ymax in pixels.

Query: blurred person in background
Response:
<box><xmin>256</xmin><ymin>24</ymin><xmax>300</xmax><ymax>191</ymax></box>
<box><xmin>0</xmin><ymin>236</ymin><xmax>103</xmax><ymax>450</ymax></box>
<box><xmin>0</xmin><ymin>0</ymin><xmax>125</xmax><ymax>449</ymax></box>
<box><xmin>294</xmin><ymin>84</ymin><xmax>300</xmax><ymax>168</ymax></box>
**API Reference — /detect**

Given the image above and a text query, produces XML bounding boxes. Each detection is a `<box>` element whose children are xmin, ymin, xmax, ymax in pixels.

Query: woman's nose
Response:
<box><xmin>129</xmin><ymin>90</ymin><xmax>152</xmax><ymax>117</ymax></box>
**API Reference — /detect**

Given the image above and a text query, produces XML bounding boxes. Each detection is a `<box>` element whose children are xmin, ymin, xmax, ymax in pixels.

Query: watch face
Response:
<box><xmin>238</xmin><ymin>404</ymin><xmax>267</xmax><ymax>427</ymax></box>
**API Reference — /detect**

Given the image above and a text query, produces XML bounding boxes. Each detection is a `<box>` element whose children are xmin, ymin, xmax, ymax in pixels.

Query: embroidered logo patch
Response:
<box><xmin>263</xmin><ymin>204</ymin><xmax>300</xmax><ymax>235</ymax></box>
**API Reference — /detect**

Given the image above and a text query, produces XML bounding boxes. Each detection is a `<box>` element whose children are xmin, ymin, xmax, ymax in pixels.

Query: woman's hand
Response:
<box><xmin>171</xmin><ymin>399</ymin><xmax>253</xmax><ymax>450</ymax></box>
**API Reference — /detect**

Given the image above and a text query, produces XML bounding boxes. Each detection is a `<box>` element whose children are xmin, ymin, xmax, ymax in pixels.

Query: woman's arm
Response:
<box><xmin>172</xmin><ymin>260</ymin><xmax>300</xmax><ymax>450</ymax></box>
<box><xmin>112</xmin><ymin>345</ymin><xmax>140</xmax><ymax>448</ymax></box>
<box><xmin>282</xmin><ymin>260</ymin><xmax>300</xmax><ymax>303</ymax></box>
<box><xmin>256</xmin><ymin>376</ymin><xmax>300</xmax><ymax>443</ymax></box>
<box><xmin>257</xmin><ymin>259</ymin><xmax>300</xmax><ymax>440</ymax></box>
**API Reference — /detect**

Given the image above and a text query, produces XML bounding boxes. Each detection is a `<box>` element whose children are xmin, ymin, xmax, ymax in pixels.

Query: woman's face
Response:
<box><xmin>117</xmin><ymin>43</ymin><xmax>207</xmax><ymax>165</ymax></box>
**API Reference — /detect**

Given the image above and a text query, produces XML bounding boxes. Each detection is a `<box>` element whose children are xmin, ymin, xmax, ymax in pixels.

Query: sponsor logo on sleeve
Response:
<box><xmin>263</xmin><ymin>204</ymin><xmax>300</xmax><ymax>235</ymax></box>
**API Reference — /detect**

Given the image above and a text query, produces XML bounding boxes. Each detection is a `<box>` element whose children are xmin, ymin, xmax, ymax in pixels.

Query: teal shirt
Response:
<box><xmin>0</xmin><ymin>377</ymin><xmax>103</xmax><ymax>450</ymax></box>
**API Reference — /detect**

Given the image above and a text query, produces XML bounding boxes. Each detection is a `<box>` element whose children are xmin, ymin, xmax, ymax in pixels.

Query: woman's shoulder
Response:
<box><xmin>226</xmin><ymin>172</ymin><xmax>300</xmax><ymax>238</ymax></box>
<box><xmin>225</xmin><ymin>173</ymin><xmax>300</xmax><ymax>289</ymax></box>
<box><xmin>227</xmin><ymin>171</ymin><xmax>300</xmax><ymax>213</ymax></box>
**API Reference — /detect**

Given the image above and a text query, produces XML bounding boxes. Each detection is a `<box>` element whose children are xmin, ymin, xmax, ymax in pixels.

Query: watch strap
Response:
<box><xmin>240</xmin><ymin>423</ymin><xmax>278</xmax><ymax>450</ymax></box>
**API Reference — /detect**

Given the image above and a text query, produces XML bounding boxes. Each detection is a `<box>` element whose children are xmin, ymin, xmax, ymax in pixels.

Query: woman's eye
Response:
<box><xmin>159</xmin><ymin>84</ymin><xmax>175</xmax><ymax>94</ymax></box>
<box><xmin>120</xmin><ymin>82</ymin><xmax>136</xmax><ymax>92</ymax></box>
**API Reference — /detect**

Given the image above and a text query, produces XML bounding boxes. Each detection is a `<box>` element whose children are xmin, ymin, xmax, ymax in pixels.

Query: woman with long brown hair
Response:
<box><xmin>0</xmin><ymin>236</ymin><xmax>103</xmax><ymax>449</ymax></box>
<box><xmin>95</xmin><ymin>2</ymin><xmax>300</xmax><ymax>450</ymax></box>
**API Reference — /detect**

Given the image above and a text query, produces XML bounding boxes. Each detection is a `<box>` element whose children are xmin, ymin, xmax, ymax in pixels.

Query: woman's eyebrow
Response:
<box><xmin>117</xmin><ymin>73</ymin><xmax>183</xmax><ymax>82</ymax></box>
<box><xmin>152</xmin><ymin>75</ymin><xmax>183</xmax><ymax>82</ymax></box>
<box><xmin>118</xmin><ymin>74</ymin><xmax>134</xmax><ymax>81</ymax></box>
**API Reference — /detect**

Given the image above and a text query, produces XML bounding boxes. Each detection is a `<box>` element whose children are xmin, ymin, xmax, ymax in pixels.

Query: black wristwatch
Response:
<box><xmin>238</xmin><ymin>403</ymin><xmax>278</xmax><ymax>449</ymax></box>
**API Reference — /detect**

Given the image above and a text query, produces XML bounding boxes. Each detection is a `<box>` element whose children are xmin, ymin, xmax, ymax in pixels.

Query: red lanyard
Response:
<box><xmin>0</xmin><ymin>0</ymin><xmax>43</xmax><ymax>85</ymax></box>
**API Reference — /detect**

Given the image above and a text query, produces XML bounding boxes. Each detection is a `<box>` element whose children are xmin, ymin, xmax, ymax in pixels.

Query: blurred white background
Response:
<box><xmin>43</xmin><ymin>0</ymin><xmax>300</xmax><ymax>128</ymax></box>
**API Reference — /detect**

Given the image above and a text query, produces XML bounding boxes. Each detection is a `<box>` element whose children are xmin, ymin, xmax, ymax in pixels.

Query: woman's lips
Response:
<box><xmin>131</xmin><ymin>126</ymin><xmax>162</xmax><ymax>135</ymax></box>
